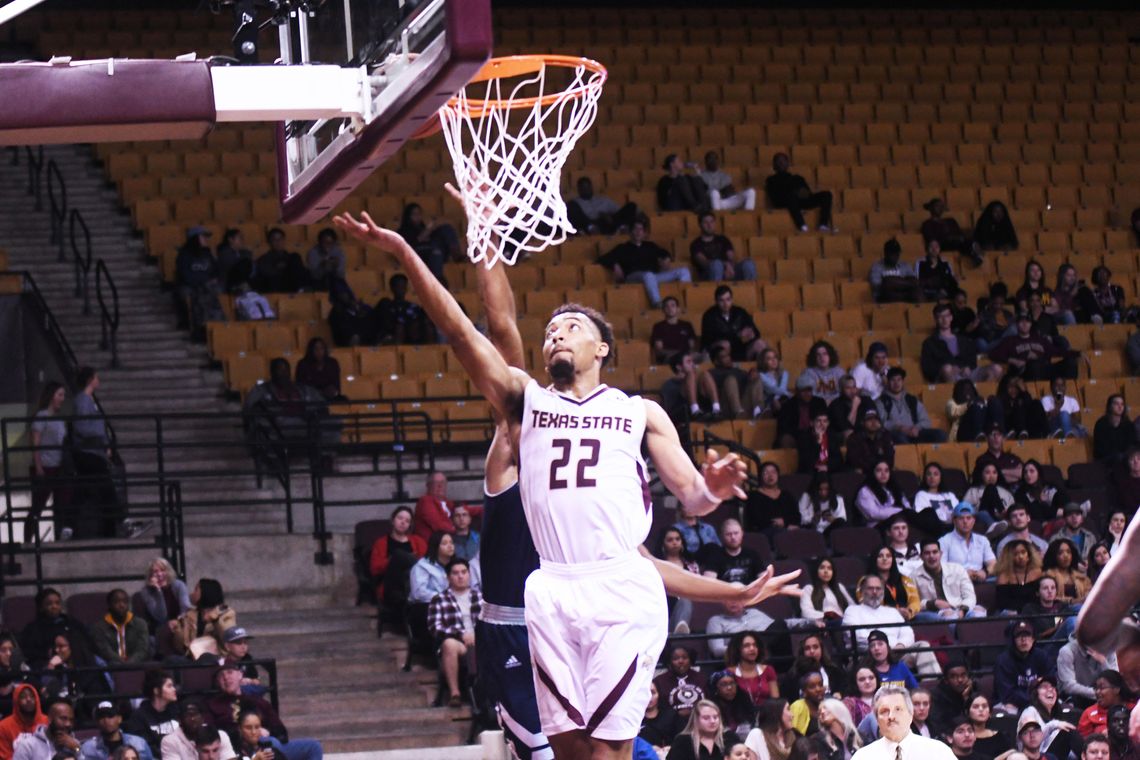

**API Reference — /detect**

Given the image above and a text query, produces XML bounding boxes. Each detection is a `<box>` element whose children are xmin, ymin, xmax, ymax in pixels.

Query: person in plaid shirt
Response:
<box><xmin>429</xmin><ymin>558</ymin><xmax>482</xmax><ymax>707</ymax></box>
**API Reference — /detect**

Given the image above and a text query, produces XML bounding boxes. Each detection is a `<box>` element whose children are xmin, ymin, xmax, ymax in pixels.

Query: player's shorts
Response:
<box><xmin>523</xmin><ymin>551</ymin><xmax>667</xmax><ymax>742</ymax></box>
<box><xmin>476</xmin><ymin>606</ymin><xmax>553</xmax><ymax>760</ymax></box>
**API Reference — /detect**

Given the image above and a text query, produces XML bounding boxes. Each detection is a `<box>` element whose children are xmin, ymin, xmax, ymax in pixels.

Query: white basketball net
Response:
<box><xmin>438</xmin><ymin>57</ymin><xmax>606</xmax><ymax>267</ymax></box>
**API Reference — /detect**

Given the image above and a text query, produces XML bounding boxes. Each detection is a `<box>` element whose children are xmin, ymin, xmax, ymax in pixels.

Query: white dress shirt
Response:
<box><xmin>852</xmin><ymin>731</ymin><xmax>956</xmax><ymax>760</ymax></box>
<box><xmin>841</xmin><ymin>603</ymin><xmax>915</xmax><ymax>651</ymax></box>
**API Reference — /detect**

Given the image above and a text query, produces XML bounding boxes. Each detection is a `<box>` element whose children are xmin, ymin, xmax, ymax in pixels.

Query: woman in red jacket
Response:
<box><xmin>370</xmin><ymin>507</ymin><xmax>427</xmax><ymax>618</ymax></box>
<box><xmin>1078</xmin><ymin>671</ymin><xmax>1134</xmax><ymax>737</ymax></box>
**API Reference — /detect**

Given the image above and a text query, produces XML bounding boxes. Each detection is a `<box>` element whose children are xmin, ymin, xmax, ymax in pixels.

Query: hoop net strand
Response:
<box><xmin>438</xmin><ymin>57</ymin><xmax>606</xmax><ymax>267</ymax></box>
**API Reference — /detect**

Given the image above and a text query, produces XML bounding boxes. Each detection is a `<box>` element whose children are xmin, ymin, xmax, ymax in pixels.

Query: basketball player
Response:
<box><xmin>468</xmin><ymin>209</ymin><xmax>799</xmax><ymax>759</ymax></box>
<box><xmin>1076</xmin><ymin>508</ymin><xmax>1140</xmax><ymax>691</ymax></box>
<box><xmin>336</xmin><ymin>204</ymin><xmax>795</xmax><ymax>760</ymax></box>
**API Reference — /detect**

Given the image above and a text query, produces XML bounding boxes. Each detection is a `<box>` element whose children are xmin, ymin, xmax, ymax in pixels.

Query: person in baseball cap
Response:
<box><xmin>221</xmin><ymin>628</ymin><xmax>265</xmax><ymax>698</ymax></box>
<box><xmin>994</xmin><ymin>622</ymin><xmax>1051</xmax><ymax>712</ymax></box>
<box><xmin>82</xmin><ymin>699</ymin><xmax>153</xmax><ymax>760</ymax></box>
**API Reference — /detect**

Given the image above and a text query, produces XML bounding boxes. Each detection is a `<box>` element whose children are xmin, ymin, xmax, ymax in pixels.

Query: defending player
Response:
<box><xmin>336</xmin><ymin>203</ymin><xmax>791</xmax><ymax>760</ymax></box>
<box><xmin>469</xmin><ymin>211</ymin><xmax>798</xmax><ymax>759</ymax></box>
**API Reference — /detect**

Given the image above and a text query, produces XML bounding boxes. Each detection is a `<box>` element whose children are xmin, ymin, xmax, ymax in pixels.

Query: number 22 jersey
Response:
<box><xmin>518</xmin><ymin>379</ymin><xmax>652</xmax><ymax>564</ymax></box>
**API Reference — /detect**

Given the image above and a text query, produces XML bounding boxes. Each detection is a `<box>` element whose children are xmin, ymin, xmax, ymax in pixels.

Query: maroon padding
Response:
<box><xmin>278</xmin><ymin>0</ymin><xmax>494</xmax><ymax>224</ymax></box>
<box><xmin>0</xmin><ymin>59</ymin><xmax>215</xmax><ymax>145</ymax></box>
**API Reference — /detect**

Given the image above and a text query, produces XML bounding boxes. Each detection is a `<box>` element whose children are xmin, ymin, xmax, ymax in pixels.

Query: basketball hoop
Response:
<box><xmin>431</xmin><ymin>54</ymin><xmax>607</xmax><ymax>267</ymax></box>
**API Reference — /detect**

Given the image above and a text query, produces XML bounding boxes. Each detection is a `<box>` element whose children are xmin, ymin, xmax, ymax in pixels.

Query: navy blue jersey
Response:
<box><xmin>480</xmin><ymin>482</ymin><xmax>540</xmax><ymax>608</ymax></box>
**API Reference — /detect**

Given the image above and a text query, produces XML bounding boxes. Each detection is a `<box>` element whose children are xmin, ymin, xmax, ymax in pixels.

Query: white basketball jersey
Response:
<box><xmin>518</xmin><ymin>379</ymin><xmax>652</xmax><ymax>564</ymax></box>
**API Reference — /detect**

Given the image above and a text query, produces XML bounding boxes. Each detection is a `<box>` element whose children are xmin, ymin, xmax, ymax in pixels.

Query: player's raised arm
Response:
<box><xmin>639</xmin><ymin>546</ymin><xmax>801</xmax><ymax>605</ymax></box>
<box><xmin>334</xmin><ymin>210</ymin><xmax>528</xmax><ymax>419</ymax></box>
<box><xmin>1077</xmin><ymin>509</ymin><xmax>1140</xmax><ymax>662</ymax></box>
<box><xmin>474</xmin><ymin>255</ymin><xmax>526</xmax><ymax>370</ymax></box>
<box><xmin>643</xmin><ymin>399</ymin><xmax>748</xmax><ymax>517</ymax></box>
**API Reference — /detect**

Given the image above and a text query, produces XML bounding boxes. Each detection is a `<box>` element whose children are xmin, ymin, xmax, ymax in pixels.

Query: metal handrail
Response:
<box><xmin>22</xmin><ymin>146</ymin><xmax>44</xmax><ymax>210</ymax></box>
<box><xmin>69</xmin><ymin>208</ymin><xmax>93</xmax><ymax>315</ymax></box>
<box><xmin>46</xmin><ymin>158</ymin><xmax>66</xmax><ymax>261</ymax></box>
<box><xmin>95</xmin><ymin>258</ymin><xmax>120</xmax><ymax>368</ymax></box>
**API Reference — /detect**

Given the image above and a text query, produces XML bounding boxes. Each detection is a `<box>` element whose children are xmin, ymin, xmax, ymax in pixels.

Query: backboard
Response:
<box><xmin>270</xmin><ymin>0</ymin><xmax>493</xmax><ymax>223</ymax></box>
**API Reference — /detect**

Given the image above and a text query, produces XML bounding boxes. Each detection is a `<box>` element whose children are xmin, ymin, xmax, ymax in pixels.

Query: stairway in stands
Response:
<box><xmin>0</xmin><ymin>144</ymin><xmax>287</xmax><ymax>537</ymax></box>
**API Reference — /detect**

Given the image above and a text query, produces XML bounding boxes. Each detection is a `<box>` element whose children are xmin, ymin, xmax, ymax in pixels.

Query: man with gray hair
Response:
<box><xmin>842</xmin><ymin>575</ymin><xmax>942</xmax><ymax>677</ymax></box>
<box><xmin>852</xmin><ymin>685</ymin><xmax>956</xmax><ymax>760</ymax></box>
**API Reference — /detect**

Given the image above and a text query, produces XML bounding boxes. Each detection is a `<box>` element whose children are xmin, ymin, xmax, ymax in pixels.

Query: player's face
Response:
<box><xmin>543</xmin><ymin>313</ymin><xmax>606</xmax><ymax>381</ymax></box>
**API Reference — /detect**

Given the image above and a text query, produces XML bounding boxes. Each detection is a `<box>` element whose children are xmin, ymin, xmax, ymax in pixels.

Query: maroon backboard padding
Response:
<box><xmin>278</xmin><ymin>0</ymin><xmax>493</xmax><ymax>224</ymax></box>
<box><xmin>0</xmin><ymin>59</ymin><xmax>215</xmax><ymax>145</ymax></box>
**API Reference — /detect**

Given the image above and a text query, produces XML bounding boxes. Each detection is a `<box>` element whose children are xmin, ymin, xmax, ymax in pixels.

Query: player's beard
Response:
<box><xmin>549</xmin><ymin>357</ymin><xmax>574</xmax><ymax>385</ymax></box>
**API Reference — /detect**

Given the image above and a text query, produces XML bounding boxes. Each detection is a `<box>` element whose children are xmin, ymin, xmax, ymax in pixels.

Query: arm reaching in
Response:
<box><xmin>333</xmin><ymin>209</ymin><xmax>528</xmax><ymax>420</ymax></box>
<box><xmin>643</xmin><ymin>399</ymin><xmax>747</xmax><ymax>516</ymax></box>
<box><xmin>1077</xmin><ymin>510</ymin><xmax>1140</xmax><ymax>689</ymax></box>
<box><xmin>640</xmin><ymin>546</ymin><xmax>801</xmax><ymax>605</ymax></box>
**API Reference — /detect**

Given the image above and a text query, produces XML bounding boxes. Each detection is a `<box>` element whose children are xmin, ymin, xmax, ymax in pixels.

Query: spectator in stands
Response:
<box><xmin>243</xmin><ymin>358</ymin><xmax>340</xmax><ymax>459</ymax></box>
<box><xmin>293</xmin><ymin>338</ymin><xmax>342</xmax><ymax>402</ymax></box>
<box><xmin>409</xmin><ymin>530</ymin><xmax>455</xmax><ymax>604</ymax></box>
<box><xmin>690</xmin><ymin>212</ymin><xmax>756</xmax><ymax>282</ymax></box>
<box><xmin>640</xmin><ymin>682</ymin><xmax>685</xmax><ymax>751</ymax></box>
<box><xmin>946</xmin><ymin>381</ymin><xmax>988</xmax><ymax>443</ymax></box>
<box><xmin>598</xmin><ymin>217</ymin><xmax>691</xmax><ymax>308</ymax></box>
<box><xmin>1042</xmin><ymin>538</ymin><xmax>1091</xmax><ymax>607</ymax></box>
<box><xmin>1051</xmin><ymin>504</ymin><xmax>1098</xmax><ymax>564</ymax></box>
<box><xmin>784</xmin><ymin>635</ymin><xmax>846</xmax><ymax>703</ymax></box>
<box><xmin>911</xmin><ymin>540</ymin><xmax>986</xmax><ymax>623</ymax></box>
<box><xmin>160</xmin><ymin>700</ymin><xmax>231</xmax><ymax>760</ymax></box>
<box><xmin>972</xmin><ymin>426</ymin><xmax>1024</xmax><ymax>488</ymax></box>
<box><xmin>994</xmin><ymin>539</ymin><xmax>1044</xmax><ymax>615</ymax></box>
<box><xmin>657</xmin><ymin>155</ymin><xmax>710</xmax><ymax>213</ymax></box>
<box><xmin>757</xmin><ymin>349</ymin><xmax>792</xmax><ymax>417</ymax></box>
<box><xmin>1042</xmin><ymin>378</ymin><xmax>1083</xmax><ymax>439</ymax></box>
<box><xmin>1013</xmin><ymin>713</ymin><xmax>1054</xmax><ymax>760</ymax></box>
<box><xmin>799</xmin><ymin>341</ymin><xmax>844</xmax><ymax>404</ymax></box>
<box><xmin>700</xmin><ymin>151</ymin><xmax>757</xmax><ymax>212</ymax></box>
<box><xmin>1016</xmin><ymin>261</ymin><xmax>1054</xmax><ymax>312</ymax></box>
<box><xmin>852</xmin><ymin>343</ymin><xmax>890</xmax><ymax>401</ymax></box>
<box><xmin>989</xmin><ymin>313</ymin><xmax>1078</xmax><ymax>382</ymax></box>
<box><xmin>729</xmin><ymin>633</ymin><xmax>780</xmax><ymax>707</ymax></box>
<box><xmin>995</xmin><ymin>622</ymin><xmax>1056</xmax><ymax>712</ymax></box>
<box><xmin>72</xmin><ymin>367</ymin><xmax>120</xmax><ymax>539</ymax></box>
<box><xmin>843</xmin><ymin>670</ymin><xmax>878</xmax><ymax>731</ymax></box>
<box><xmin>796</xmin><ymin>409</ymin><xmax>843</xmax><ymax>475</ymax></box>
<box><xmin>18</xmin><ymin>589</ymin><xmax>89</xmax><ymax>670</ymax></box>
<box><xmin>1081</xmin><ymin>732</ymin><xmax>1112</xmax><ymax>760</ymax></box>
<box><xmin>566</xmin><ymin>177</ymin><xmax>638</xmax><ymax>235</ymax></box>
<box><xmin>705</xmin><ymin>345</ymin><xmax>754</xmax><ymax>419</ymax></box>
<box><xmin>91</xmin><ymin>589</ymin><xmax>149</xmax><ymax>665</ymax></box>
<box><xmin>700</xmin><ymin>519</ymin><xmax>761</xmax><ymax>586</ymax></box>
<box><xmin>654</xmin><ymin>645</ymin><xmax>708</xmax><ymax>717</ymax></box>
<box><xmin>651</xmin><ymin>297</ymin><xmax>698</xmax><ymax>364</ymax></box>
<box><xmin>709</xmin><ymin>669</ymin><xmax>756</xmax><ymax>740</ymax></box>
<box><xmin>326</xmin><ymin>279</ymin><xmax>376</xmax><ymax>347</ymax></box>
<box><xmin>841</xmin><ymin>575</ymin><xmax>941</xmax><ymax>676</ymax></box>
<box><xmin>939</xmin><ymin>502</ymin><xmax>997</xmax><ymax>580</ymax></box>
<box><xmin>1058</xmin><ymin>636</ymin><xmax>1119</xmax><ymax>710</ymax></box>
<box><xmin>1021</xmin><ymin>576</ymin><xmax>1070</xmax><ymax>641</ymax></box>
<box><xmin>884</xmin><ymin>515</ymin><xmax>921</xmax><ymax>573</ymax></box>
<box><xmin>913</xmin><ymin>463</ymin><xmax>959</xmax><ymax>527</ymax></box>
<box><xmin>877</xmin><ymin>368</ymin><xmax>946</xmax><ymax>444</ymax></box>
<box><xmin>80</xmin><ymin>700</ymin><xmax>153</xmax><ymax>760</ymax></box>
<box><xmin>207</xmin><ymin>664</ymin><xmax>322</xmax><ymax>760</ymax></box>
<box><xmin>745</xmin><ymin>462</ymin><xmax>801</xmax><ymax>535</ymax></box>
<box><xmin>815</xmin><ymin>698</ymin><xmax>864</xmax><ymax>758</ymax></box>
<box><xmin>1093</xmin><ymin>395</ymin><xmax>1137</xmax><ymax>465</ymax></box>
<box><xmin>967</xmin><ymin>695</ymin><xmax>1014</xmax><ymax>758</ymax></box>
<box><xmin>963</xmin><ymin>463</ymin><xmax>1015</xmax><ymax>534</ymax></box>
<box><xmin>845</xmin><ymin>409</ymin><xmax>894</xmax><ymax>476</ymax></box>
<box><xmin>1104</xmin><ymin>509</ymin><xmax>1129</xmax><ymax>556</ymax></box>
<box><xmin>974</xmin><ymin>201</ymin><xmax>1019</xmax><ymax>252</ymax></box>
<box><xmin>221</xmin><ymin>628</ymin><xmax>264</xmax><ymax>698</ymax></box>
<box><xmin>654</xmin><ymin>526</ymin><xmax>703</xmax><ymax>632</ymax></box>
<box><xmin>921</xmin><ymin>303</ymin><xmax>1002</xmax><ymax>385</ymax></box>
<box><xmin>765</xmin><ymin>153</ymin><xmax>832</xmax><ymax>232</ymax></box>
<box><xmin>866</xmin><ymin>544</ymin><xmax>919</xmax><ymax>620</ymax></box>
<box><xmin>428</xmin><ymin>558</ymin><xmax>481</xmax><ymax>707</ymax></box>
<box><xmin>172</xmin><ymin>579</ymin><xmax>234</xmax><ymax>658</ymax></box>
<box><xmin>304</xmin><ymin>228</ymin><xmax>346</xmax><ymax>290</ymax></box>
<box><xmin>798</xmin><ymin>473</ymin><xmax>847</xmax><ymax>534</ymax></box>
<box><xmin>661</xmin><ymin>353</ymin><xmax>708</xmax><ymax>425</ymax></box>
<box><xmin>0</xmin><ymin>634</ymin><xmax>26</xmax><ymax>714</ymax></box>
<box><xmin>705</xmin><ymin>601</ymin><xmax>772</xmax><ymax>660</ymax></box>
<box><xmin>1105</xmin><ymin>705</ymin><xmax>1136</xmax><ymax>760</ymax></box>
<box><xmin>928</xmin><ymin>663</ymin><xmax>974</xmax><ymax>738</ymax></box>
<box><xmin>1077</xmin><ymin>267</ymin><xmax>1128</xmax><ymax>325</ymax></box>
<box><xmin>972</xmin><ymin>284</ymin><xmax>1014</xmax><ymax>353</ymax></box>
<box><xmin>413</xmin><ymin>471</ymin><xmax>472</xmax><ymax>542</ymax></box>
<box><xmin>1023</xmin><ymin>292</ymin><xmax>1063</xmax><ymax>343</ymax></box>
<box><xmin>920</xmin><ymin>198</ymin><xmax>983</xmax><ymax>266</ymax></box>
<box><xmin>828</xmin><ymin>375</ymin><xmax>873</xmax><ymax>442</ymax></box>
<box><xmin>1087</xmin><ymin>541</ymin><xmax>1112</xmax><ymax>584</ymax></box>
<box><xmin>450</xmin><ymin>505</ymin><xmax>479</xmax><ymax>561</ymax></box>
<box><xmin>863</xmin><ymin>630</ymin><xmax>917</xmax><ymax>689</ymax></box>
<box><xmin>777</xmin><ymin>377</ymin><xmax>826</xmax><ymax>449</ymax></box>
<box><xmin>396</xmin><ymin>203</ymin><xmax>459</xmax><ymax>286</ymax></box>
<box><xmin>701</xmin><ymin>285</ymin><xmax>765</xmax><ymax>362</ymax></box>
<box><xmin>13</xmin><ymin>699</ymin><xmax>78</xmax><ymax>760</ymax></box>
<box><xmin>369</xmin><ymin>506</ymin><xmax>425</xmax><ymax>616</ymax></box>
<box><xmin>674</xmin><ymin>509</ymin><xmax>721</xmax><ymax>556</ymax></box>
<box><xmin>232</xmin><ymin>282</ymin><xmax>275</xmax><ymax>321</ymax></box>
<box><xmin>1012</xmin><ymin>462</ymin><xmax>1064</xmax><ymax>525</ymax></box>
<box><xmin>254</xmin><ymin>229</ymin><xmax>309</xmax><ymax>294</ymax></box>
<box><xmin>667</xmin><ymin>699</ymin><xmax>724</xmax><ymax>760</ymax></box>
<box><xmin>28</xmin><ymin>381</ymin><xmax>69</xmax><ymax>543</ymax></box>
<box><xmin>1052</xmin><ymin>265</ymin><xmax>1081</xmax><ymax>327</ymax></box>
<box><xmin>790</xmin><ymin>672</ymin><xmax>825</xmax><ymax>735</ymax></box>
<box><xmin>799</xmin><ymin>557</ymin><xmax>854</xmax><ymax>626</ymax></box>
<box><xmin>138</xmin><ymin>558</ymin><xmax>191</xmax><ymax>639</ymax></box>
<box><xmin>918</xmin><ymin>242</ymin><xmax>959</xmax><ymax>302</ymax></box>
<box><xmin>234</xmin><ymin>711</ymin><xmax>292</xmax><ymax>760</ymax></box>
<box><xmin>1077</xmin><ymin>672</ymin><xmax>1131</xmax><ymax>737</ymax></box>
<box><xmin>950</xmin><ymin>289</ymin><xmax>981</xmax><ymax>336</ymax></box>
<box><xmin>42</xmin><ymin>631</ymin><xmax>111</xmax><ymax>723</ymax></box>
<box><xmin>869</xmin><ymin>239</ymin><xmax>919</xmax><ymax>304</ymax></box>
<box><xmin>990</xmin><ymin>375</ymin><xmax>1050</xmax><ymax>440</ymax></box>
<box><xmin>375</xmin><ymin>273</ymin><xmax>435</xmax><ymax>345</ymax></box>
<box><xmin>0</xmin><ymin>685</ymin><xmax>47</xmax><ymax>760</ymax></box>
<box><xmin>174</xmin><ymin>227</ymin><xmax>222</xmax><ymax>335</ymax></box>
<box><xmin>216</xmin><ymin>229</ymin><xmax>253</xmax><ymax>293</ymax></box>
<box><xmin>125</xmin><ymin>671</ymin><xmax>178</xmax><ymax>757</ymax></box>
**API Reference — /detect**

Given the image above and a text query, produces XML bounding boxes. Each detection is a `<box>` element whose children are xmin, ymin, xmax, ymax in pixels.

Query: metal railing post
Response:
<box><xmin>46</xmin><ymin>160</ymin><xmax>66</xmax><ymax>261</ymax></box>
<box><xmin>70</xmin><ymin>210</ymin><xmax>93</xmax><ymax>316</ymax></box>
<box><xmin>95</xmin><ymin>259</ymin><xmax>120</xmax><ymax>367</ymax></box>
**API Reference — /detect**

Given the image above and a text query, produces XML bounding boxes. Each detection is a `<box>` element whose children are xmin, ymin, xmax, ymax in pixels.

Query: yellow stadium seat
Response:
<box><xmin>791</xmin><ymin>310</ymin><xmax>829</xmax><ymax>334</ymax></box>
<box><xmin>1085</xmin><ymin>351</ymin><xmax>1124</xmax><ymax>381</ymax></box>
<box><xmin>763</xmin><ymin>283</ymin><xmax>800</xmax><ymax>311</ymax></box>
<box><xmin>358</xmin><ymin>348</ymin><xmax>400</xmax><ymax>376</ymax></box>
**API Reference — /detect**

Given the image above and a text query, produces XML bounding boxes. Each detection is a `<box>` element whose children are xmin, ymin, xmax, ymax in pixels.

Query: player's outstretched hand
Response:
<box><xmin>701</xmin><ymin>448</ymin><xmax>748</xmax><ymax>501</ymax></box>
<box><xmin>738</xmin><ymin>564</ymin><xmax>802</xmax><ymax>607</ymax></box>
<box><xmin>333</xmin><ymin>211</ymin><xmax>415</xmax><ymax>260</ymax></box>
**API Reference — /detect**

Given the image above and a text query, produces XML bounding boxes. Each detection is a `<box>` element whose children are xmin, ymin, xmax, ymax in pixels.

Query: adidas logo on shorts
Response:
<box><xmin>504</xmin><ymin>655</ymin><xmax>522</xmax><ymax>669</ymax></box>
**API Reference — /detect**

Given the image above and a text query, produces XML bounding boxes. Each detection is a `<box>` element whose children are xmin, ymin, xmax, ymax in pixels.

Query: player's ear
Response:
<box><xmin>596</xmin><ymin>341</ymin><xmax>610</xmax><ymax>361</ymax></box>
